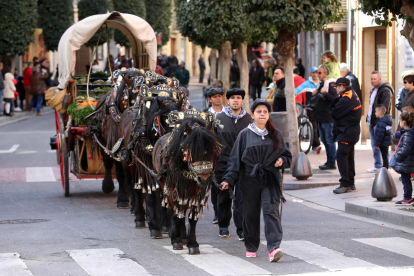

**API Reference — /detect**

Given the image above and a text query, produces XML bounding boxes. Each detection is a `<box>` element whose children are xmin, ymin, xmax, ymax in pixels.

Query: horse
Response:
<box><xmin>152</xmin><ymin>111</ymin><xmax>222</xmax><ymax>254</ymax></box>
<box><xmin>87</xmin><ymin>68</ymin><xmax>144</xmax><ymax>208</ymax></box>
<box><xmin>120</xmin><ymin>80</ymin><xmax>186</xmax><ymax>238</ymax></box>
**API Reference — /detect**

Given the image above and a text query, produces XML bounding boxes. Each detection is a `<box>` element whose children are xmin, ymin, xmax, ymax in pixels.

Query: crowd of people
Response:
<box><xmin>0</xmin><ymin>57</ymin><xmax>53</xmax><ymax>117</ymax></box>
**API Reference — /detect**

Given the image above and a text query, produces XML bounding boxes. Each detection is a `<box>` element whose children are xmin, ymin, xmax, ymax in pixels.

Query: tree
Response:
<box><xmin>145</xmin><ymin>0</ymin><xmax>172</xmax><ymax>46</ymax></box>
<box><xmin>113</xmin><ymin>0</ymin><xmax>146</xmax><ymax>47</ymax></box>
<box><xmin>38</xmin><ymin>0</ymin><xmax>73</xmax><ymax>51</ymax></box>
<box><xmin>244</xmin><ymin>0</ymin><xmax>344</xmax><ymax>159</ymax></box>
<box><xmin>78</xmin><ymin>0</ymin><xmax>110</xmax><ymax>48</ymax></box>
<box><xmin>0</xmin><ymin>0</ymin><xmax>37</xmax><ymax>69</ymax></box>
<box><xmin>359</xmin><ymin>0</ymin><xmax>414</xmax><ymax>50</ymax></box>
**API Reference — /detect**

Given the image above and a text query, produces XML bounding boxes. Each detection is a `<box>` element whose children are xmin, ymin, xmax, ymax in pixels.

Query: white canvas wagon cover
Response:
<box><xmin>57</xmin><ymin>11</ymin><xmax>157</xmax><ymax>89</ymax></box>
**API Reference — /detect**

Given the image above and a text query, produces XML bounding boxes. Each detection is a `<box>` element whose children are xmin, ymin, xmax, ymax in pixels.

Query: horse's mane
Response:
<box><xmin>168</xmin><ymin>118</ymin><xmax>220</xmax><ymax>172</ymax></box>
<box><xmin>146</xmin><ymin>99</ymin><xmax>181</xmax><ymax>145</ymax></box>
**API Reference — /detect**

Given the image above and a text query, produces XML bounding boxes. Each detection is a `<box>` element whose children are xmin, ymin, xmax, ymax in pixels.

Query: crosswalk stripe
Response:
<box><xmin>67</xmin><ymin>248</ymin><xmax>151</xmax><ymax>276</ymax></box>
<box><xmin>262</xmin><ymin>241</ymin><xmax>378</xmax><ymax>271</ymax></box>
<box><xmin>164</xmin><ymin>244</ymin><xmax>272</xmax><ymax>276</ymax></box>
<box><xmin>26</xmin><ymin>167</ymin><xmax>56</xmax><ymax>182</ymax></box>
<box><xmin>353</xmin><ymin>237</ymin><xmax>414</xmax><ymax>259</ymax></box>
<box><xmin>0</xmin><ymin>253</ymin><xmax>33</xmax><ymax>276</ymax></box>
<box><xmin>283</xmin><ymin>267</ymin><xmax>414</xmax><ymax>276</ymax></box>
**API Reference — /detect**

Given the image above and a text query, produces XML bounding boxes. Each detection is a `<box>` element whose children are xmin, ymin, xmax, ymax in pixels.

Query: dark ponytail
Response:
<box><xmin>400</xmin><ymin>111</ymin><xmax>414</xmax><ymax>128</ymax></box>
<box><xmin>265</xmin><ymin>120</ymin><xmax>281</xmax><ymax>151</ymax></box>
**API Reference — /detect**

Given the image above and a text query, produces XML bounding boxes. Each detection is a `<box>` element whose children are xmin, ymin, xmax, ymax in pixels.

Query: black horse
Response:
<box><xmin>152</xmin><ymin>113</ymin><xmax>221</xmax><ymax>254</ymax></box>
<box><xmin>120</xmin><ymin>78</ymin><xmax>186</xmax><ymax>238</ymax></box>
<box><xmin>87</xmin><ymin>69</ymin><xmax>144</xmax><ymax>208</ymax></box>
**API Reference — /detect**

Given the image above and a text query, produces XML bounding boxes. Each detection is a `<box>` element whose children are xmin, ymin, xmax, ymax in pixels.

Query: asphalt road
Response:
<box><xmin>0</xmin><ymin>88</ymin><xmax>414</xmax><ymax>276</ymax></box>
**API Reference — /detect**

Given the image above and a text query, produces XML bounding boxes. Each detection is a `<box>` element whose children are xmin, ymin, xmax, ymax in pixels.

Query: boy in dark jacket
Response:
<box><xmin>374</xmin><ymin>104</ymin><xmax>393</xmax><ymax>168</ymax></box>
<box><xmin>331</xmin><ymin>78</ymin><xmax>362</xmax><ymax>194</ymax></box>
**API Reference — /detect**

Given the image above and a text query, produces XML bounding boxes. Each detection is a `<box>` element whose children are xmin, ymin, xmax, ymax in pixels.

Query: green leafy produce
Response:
<box><xmin>90</xmin><ymin>71</ymin><xmax>111</xmax><ymax>78</ymax></box>
<box><xmin>67</xmin><ymin>103</ymin><xmax>95</xmax><ymax>126</ymax></box>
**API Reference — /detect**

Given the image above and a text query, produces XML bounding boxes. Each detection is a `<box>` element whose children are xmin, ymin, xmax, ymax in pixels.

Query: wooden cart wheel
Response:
<box><xmin>56</xmin><ymin>111</ymin><xmax>70</xmax><ymax>197</ymax></box>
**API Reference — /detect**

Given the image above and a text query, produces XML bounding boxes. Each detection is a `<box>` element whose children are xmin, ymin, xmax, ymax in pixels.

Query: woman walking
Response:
<box><xmin>29</xmin><ymin>65</ymin><xmax>48</xmax><ymax>116</ymax></box>
<box><xmin>220</xmin><ymin>99</ymin><xmax>292</xmax><ymax>262</ymax></box>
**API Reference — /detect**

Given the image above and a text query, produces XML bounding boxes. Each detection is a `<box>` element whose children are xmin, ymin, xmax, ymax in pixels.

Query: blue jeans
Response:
<box><xmin>318</xmin><ymin>122</ymin><xmax>337</xmax><ymax>164</ymax></box>
<box><xmin>29</xmin><ymin>95</ymin><xmax>44</xmax><ymax>114</ymax></box>
<box><xmin>401</xmin><ymin>173</ymin><xmax>413</xmax><ymax>200</ymax></box>
<box><xmin>0</xmin><ymin>89</ymin><xmax>3</xmax><ymax>114</ymax></box>
<box><xmin>369</xmin><ymin>125</ymin><xmax>382</xmax><ymax>168</ymax></box>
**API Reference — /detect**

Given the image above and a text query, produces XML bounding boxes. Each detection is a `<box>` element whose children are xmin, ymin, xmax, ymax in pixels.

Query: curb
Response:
<box><xmin>284</xmin><ymin>179</ymin><xmax>339</xmax><ymax>190</ymax></box>
<box><xmin>345</xmin><ymin>201</ymin><xmax>414</xmax><ymax>228</ymax></box>
<box><xmin>0</xmin><ymin>108</ymin><xmax>53</xmax><ymax>127</ymax></box>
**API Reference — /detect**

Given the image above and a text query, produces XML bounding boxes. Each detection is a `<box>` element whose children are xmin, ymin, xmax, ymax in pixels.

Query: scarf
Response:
<box><xmin>223</xmin><ymin>106</ymin><xmax>246</xmax><ymax>123</ymax></box>
<box><xmin>248</xmin><ymin>122</ymin><xmax>268</xmax><ymax>140</ymax></box>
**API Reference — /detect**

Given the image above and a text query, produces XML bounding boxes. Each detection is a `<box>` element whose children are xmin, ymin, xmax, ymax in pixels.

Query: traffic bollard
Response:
<box><xmin>292</xmin><ymin>152</ymin><xmax>313</xmax><ymax>180</ymax></box>
<box><xmin>371</xmin><ymin>167</ymin><xmax>398</xmax><ymax>201</ymax></box>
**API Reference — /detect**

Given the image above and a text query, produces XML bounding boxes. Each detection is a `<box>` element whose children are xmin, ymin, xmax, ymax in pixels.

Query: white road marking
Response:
<box><xmin>0</xmin><ymin>253</ymin><xmax>33</xmax><ymax>276</ymax></box>
<box><xmin>283</xmin><ymin>266</ymin><xmax>414</xmax><ymax>276</ymax></box>
<box><xmin>164</xmin><ymin>244</ymin><xmax>272</xmax><ymax>276</ymax></box>
<box><xmin>262</xmin><ymin>241</ymin><xmax>378</xmax><ymax>271</ymax></box>
<box><xmin>0</xmin><ymin>144</ymin><xmax>19</xmax><ymax>153</ymax></box>
<box><xmin>67</xmin><ymin>248</ymin><xmax>151</xmax><ymax>276</ymax></box>
<box><xmin>26</xmin><ymin>167</ymin><xmax>56</xmax><ymax>182</ymax></box>
<box><xmin>16</xmin><ymin>151</ymin><xmax>38</xmax><ymax>154</ymax></box>
<box><xmin>354</xmin><ymin>237</ymin><xmax>414</xmax><ymax>259</ymax></box>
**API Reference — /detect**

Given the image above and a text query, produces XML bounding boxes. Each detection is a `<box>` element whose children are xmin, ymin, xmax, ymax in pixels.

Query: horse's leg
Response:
<box><xmin>115</xmin><ymin>161</ymin><xmax>129</xmax><ymax>208</ymax></box>
<box><xmin>161</xmin><ymin>206</ymin><xmax>172</xmax><ymax>234</ymax></box>
<box><xmin>146</xmin><ymin>178</ymin><xmax>162</xmax><ymax>238</ymax></box>
<box><xmin>187</xmin><ymin>213</ymin><xmax>200</xmax><ymax>255</ymax></box>
<box><xmin>102</xmin><ymin>154</ymin><xmax>115</xmax><ymax>194</ymax></box>
<box><xmin>170</xmin><ymin>214</ymin><xmax>183</xmax><ymax>250</ymax></box>
<box><xmin>180</xmin><ymin>215</ymin><xmax>188</xmax><ymax>245</ymax></box>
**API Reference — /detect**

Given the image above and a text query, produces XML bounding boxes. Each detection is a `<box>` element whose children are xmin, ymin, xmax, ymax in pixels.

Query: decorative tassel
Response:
<box><xmin>147</xmin><ymin>185</ymin><xmax>152</xmax><ymax>194</ymax></box>
<box><xmin>152</xmin><ymin>185</ymin><xmax>156</xmax><ymax>191</ymax></box>
<box><xmin>142</xmin><ymin>187</ymin><xmax>146</xmax><ymax>193</ymax></box>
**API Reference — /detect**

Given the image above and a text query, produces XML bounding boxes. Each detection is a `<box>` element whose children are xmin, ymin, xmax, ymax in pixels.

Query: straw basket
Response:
<box><xmin>45</xmin><ymin>86</ymin><xmax>67</xmax><ymax>113</ymax></box>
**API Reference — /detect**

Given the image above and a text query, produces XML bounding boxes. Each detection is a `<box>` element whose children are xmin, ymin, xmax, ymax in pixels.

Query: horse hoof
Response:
<box><xmin>135</xmin><ymin>221</ymin><xmax>146</xmax><ymax>228</ymax></box>
<box><xmin>188</xmin><ymin>247</ymin><xmax>200</xmax><ymax>255</ymax></box>
<box><xmin>181</xmin><ymin>238</ymin><xmax>188</xmax><ymax>245</ymax></box>
<box><xmin>102</xmin><ymin>182</ymin><xmax>115</xmax><ymax>194</ymax></box>
<box><xmin>161</xmin><ymin>226</ymin><xmax>170</xmax><ymax>234</ymax></box>
<box><xmin>172</xmin><ymin>242</ymin><xmax>183</xmax><ymax>250</ymax></box>
<box><xmin>150</xmin><ymin>230</ymin><xmax>162</xmax><ymax>239</ymax></box>
<box><xmin>116</xmin><ymin>201</ymin><xmax>130</xmax><ymax>209</ymax></box>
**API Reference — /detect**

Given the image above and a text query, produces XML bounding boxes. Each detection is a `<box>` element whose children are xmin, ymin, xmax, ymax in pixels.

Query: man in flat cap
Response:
<box><xmin>212</xmin><ymin>88</ymin><xmax>251</xmax><ymax>240</ymax></box>
<box><xmin>207</xmin><ymin>88</ymin><xmax>225</xmax><ymax>114</ymax></box>
<box><xmin>331</xmin><ymin>78</ymin><xmax>362</xmax><ymax>194</ymax></box>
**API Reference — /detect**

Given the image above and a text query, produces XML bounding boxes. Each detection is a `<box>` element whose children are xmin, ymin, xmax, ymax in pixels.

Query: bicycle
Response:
<box><xmin>296</xmin><ymin>102</ymin><xmax>314</xmax><ymax>154</ymax></box>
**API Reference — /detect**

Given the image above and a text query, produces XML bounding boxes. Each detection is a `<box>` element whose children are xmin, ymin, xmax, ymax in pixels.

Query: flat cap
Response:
<box><xmin>226</xmin><ymin>88</ymin><xmax>245</xmax><ymax>99</ymax></box>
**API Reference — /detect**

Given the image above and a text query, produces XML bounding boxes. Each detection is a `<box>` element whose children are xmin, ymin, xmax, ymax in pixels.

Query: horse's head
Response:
<box><xmin>169</xmin><ymin>118</ymin><xmax>220</xmax><ymax>187</ymax></box>
<box><xmin>146</xmin><ymin>97</ymin><xmax>184</xmax><ymax>145</ymax></box>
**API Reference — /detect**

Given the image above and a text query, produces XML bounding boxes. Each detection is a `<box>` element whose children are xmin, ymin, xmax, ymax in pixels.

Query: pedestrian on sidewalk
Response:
<box><xmin>331</xmin><ymin>78</ymin><xmax>362</xmax><ymax>194</ymax></box>
<box><xmin>374</xmin><ymin>104</ymin><xmax>393</xmax><ymax>169</ymax></box>
<box><xmin>401</xmin><ymin>74</ymin><xmax>414</xmax><ymax>109</ymax></box>
<box><xmin>272</xmin><ymin>67</ymin><xmax>286</xmax><ymax>112</ymax></box>
<box><xmin>3</xmin><ymin>73</ymin><xmax>16</xmax><ymax>116</ymax></box>
<box><xmin>340</xmin><ymin>63</ymin><xmax>362</xmax><ymax>102</ymax></box>
<box><xmin>198</xmin><ymin>54</ymin><xmax>206</xmax><ymax>83</ymax></box>
<box><xmin>23</xmin><ymin>62</ymin><xmax>33</xmax><ymax>111</ymax></box>
<box><xmin>313</xmin><ymin>65</ymin><xmax>338</xmax><ymax>170</ymax></box>
<box><xmin>366</xmin><ymin>71</ymin><xmax>394</xmax><ymax>173</ymax></box>
<box><xmin>394</xmin><ymin>111</ymin><xmax>414</xmax><ymax>206</ymax></box>
<box><xmin>220</xmin><ymin>99</ymin><xmax>291</xmax><ymax>262</ymax></box>
<box><xmin>293</xmin><ymin>66</ymin><xmax>305</xmax><ymax>88</ymax></box>
<box><xmin>175</xmin><ymin>62</ymin><xmax>189</xmax><ymax>88</ymax></box>
<box><xmin>0</xmin><ymin>62</ymin><xmax>4</xmax><ymax>116</ymax></box>
<box><xmin>396</xmin><ymin>70</ymin><xmax>414</xmax><ymax>111</ymax></box>
<box><xmin>319</xmin><ymin>50</ymin><xmax>340</xmax><ymax>80</ymax></box>
<box><xmin>29</xmin><ymin>65</ymin><xmax>48</xmax><ymax>116</ymax></box>
<box><xmin>213</xmin><ymin>88</ymin><xmax>251</xmax><ymax>239</ymax></box>
<box><xmin>249</xmin><ymin>60</ymin><xmax>265</xmax><ymax>100</ymax></box>
<box><xmin>295</xmin><ymin>57</ymin><xmax>305</xmax><ymax>78</ymax></box>
<box><xmin>295</xmin><ymin>66</ymin><xmax>321</xmax><ymax>153</ymax></box>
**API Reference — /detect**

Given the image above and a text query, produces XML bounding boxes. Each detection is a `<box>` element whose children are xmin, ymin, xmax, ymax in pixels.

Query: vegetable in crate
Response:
<box><xmin>67</xmin><ymin>103</ymin><xmax>95</xmax><ymax>125</ymax></box>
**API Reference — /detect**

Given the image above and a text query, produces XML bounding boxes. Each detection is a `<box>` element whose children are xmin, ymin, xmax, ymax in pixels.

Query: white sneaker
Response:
<box><xmin>14</xmin><ymin>107</ymin><xmax>22</xmax><ymax>112</ymax></box>
<box><xmin>367</xmin><ymin>167</ymin><xmax>379</xmax><ymax>173</ymax></box>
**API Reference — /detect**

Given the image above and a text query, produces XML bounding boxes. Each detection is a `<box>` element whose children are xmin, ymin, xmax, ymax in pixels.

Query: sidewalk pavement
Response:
<box><xmin>0</xmin><ymin>107</ymin><xmax>54</xmax><ymax>127</ymax></box>
<box><xmin>284</xmin><ymin>146</ymin><xmax>414</xmax><ymax>228</ymax></box>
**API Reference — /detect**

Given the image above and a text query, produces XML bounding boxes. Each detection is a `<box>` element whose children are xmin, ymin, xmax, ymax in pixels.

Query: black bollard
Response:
<box><xmin>292</xmin><ymin>152</ymin><xmax>313</xmax><ymax>180</ymax></box>
<box><xmin>371</xmin><ymin>167</ymin><xmax>398</xmax><ymax>201</ymax></box>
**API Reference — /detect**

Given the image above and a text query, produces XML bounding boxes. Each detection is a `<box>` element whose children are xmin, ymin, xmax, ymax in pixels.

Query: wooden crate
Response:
<box><xmin>78</xmin><ymin>138</ymin><xmax>116</xmax><ymax>175</ymax></box>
